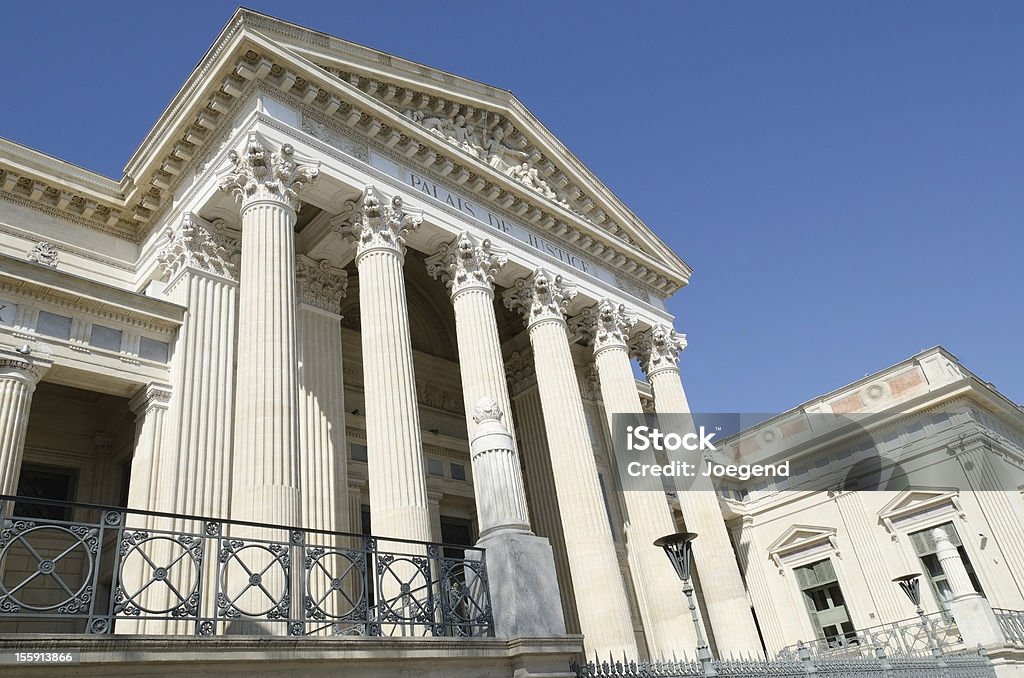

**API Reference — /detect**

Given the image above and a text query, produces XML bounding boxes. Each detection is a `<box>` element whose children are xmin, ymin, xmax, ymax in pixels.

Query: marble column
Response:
<box><xmin>0</xmin><ymin>349</ymin><xmax>50</xmax><ymax>496</ymax></box>
<box><xmin>506</xmin><ymin>352</ymin><xmax>581</xmax><ymax>635</ymax></box>
<box><xmin>296</xmin><ymin>255</ymin><xmax>349</xmax><ymax>535</ymax></box>
<box><xmin>736</xmin><ymin>515</ymin><xmax>785</xmax><ymax>655</ymax></box>
<box><xmin>219</xmin><ymin>133</ymin><xmax>318</xmax><ymax>528</ymax></box>
<box><xmin>572</xmin><ymin>300</ymin><xmax>695</xmax><ymax>659</ymax></box>
<box><xmin>426</xmin><ymin>231</ymin><xmax>530</xmax><ymax>536</ymax></box>
<box><xmin>154</xmin><ymin>213</ymin><xmax>239</xmax><ymax>521</ymax></box>
<box><xmin>632</xmin><ymin>324</ymin><xmax>763</xmax><ymax>656</ymax></box>
<box><xmin>503</xmin><ymin>268</ymin><xmax>638</xmax><ymax>658</ymax></box>
<box><xmin>334</xmin><ymin>186</ymin><xmax>431</xmax><ymax>543</ymax></box>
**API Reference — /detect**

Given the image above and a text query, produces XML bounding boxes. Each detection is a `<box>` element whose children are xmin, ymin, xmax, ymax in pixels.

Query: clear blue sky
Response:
<box><xmin>2</xmin><ymin>2</ymin><xmax>1019</xmax><ymax>413</ymax></box>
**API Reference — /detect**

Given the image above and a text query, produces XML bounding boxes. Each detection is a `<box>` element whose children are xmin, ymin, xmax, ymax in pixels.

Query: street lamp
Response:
<box><xmin>893</xmin><ymin>573</ymin><xmax>941</xmax><ymax>656</ymax></box>
<box><xmin>655</xmin><ymin>532</ymin><xmax>716</xmax><ymax>675</ymax></box>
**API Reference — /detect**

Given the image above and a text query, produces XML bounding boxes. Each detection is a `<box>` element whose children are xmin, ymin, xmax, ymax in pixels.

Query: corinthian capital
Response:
<box><xmin>156</xmin><ymin>213</ymin><xmax>240</xmax><ymax>283</ymax></box>
<box><xmin>631</xmin><ymin>323</ymin><xmax>687</xmax><ymax>378</ymax></box>
<box><xmin>425</xmin><ymin>231</ymin><xmax>508</xmax><ymax>298</ymax></box>
<box><xmin>334</xmin><ymin>186</ymin><xmax>422</xmax><ymax>259</ymax></box>
<box><xmin>570</xmin><ymin>298</ymin><xmax>637</xmax><ymax>354</ymax></box>
<box><xmin>0</xmin><ymin>347</ymin><xmax>51</xmax><ymax>388</ymax></box>
<box><xmin>296</xmin><ymin>255</ymin><xmax>348</xmax><ymax>315</ymax></box>
<box><xmin>502</xmin><ymin>268</ymin><xmax>577</xmax><ymax>329</ymax></box>
<box><xmin>217</xmin><ymin>133</ymin><xmax>319</xmax><ymax>211</ymax></box>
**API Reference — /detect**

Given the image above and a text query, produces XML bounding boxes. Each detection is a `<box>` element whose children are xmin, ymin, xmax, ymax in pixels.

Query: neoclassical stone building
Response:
<box><xmin>1</xmin><ymin>9</ymin><xmax>1023</xmax><ymax>677</ymax></box>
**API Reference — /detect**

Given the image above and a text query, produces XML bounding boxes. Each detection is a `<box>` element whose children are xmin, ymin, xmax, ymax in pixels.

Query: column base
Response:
<box><xmin>474</xmin><ymin>531</ymin><xmax>566</xmax><ymax>638</ymax></box>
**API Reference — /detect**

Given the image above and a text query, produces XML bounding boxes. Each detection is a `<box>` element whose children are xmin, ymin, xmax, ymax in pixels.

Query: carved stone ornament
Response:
<box><xmin>27</xmin><ymin>242</ymin><xmax>59</xmax><ymax>268</ymax></box>
<box><xmin>571</xmin><ymin>298</ymin><xmax>637</xmax><ymax>354</ymax></box>
<box><xmin>502</xmin><ymin>268</ymin><xmax>577</xmax><ymax>329</ymax></box>
<box><xmin>296</xmin><ymin>255</ymin><xmax>348</xmax><ymax>315</ymax></box>
<box><xmin>504</xmin><ymin>350</ymin><xmax>535</xmax><ymax>396</ymax></box>
<box><xmin>631</xmin><ymin>323</ymin><xmax>687</xmax><ymax>378</ymax></box>
<box><xmin>156</xmin><ymin>213</ymin><xmax>240</xmax><ymax>282</ymax></box>
<box><xmin>217</xmin><ymin>133</ymin><xmax>320</xmax><ymax>211</ymax></box>
<box><xmin>335</xmin><ymin>186</ymin><xmax>422</xmax><ymax>258</ymax></box>
<box><xmin>472</xmin><ymin>397</ymin><xmax>504</xmax><ymax>425</ymax></box>
<box><xmin>425</xmin><ymin>231</ymin><xmax>508</xmax><ymax>298</ymax></box>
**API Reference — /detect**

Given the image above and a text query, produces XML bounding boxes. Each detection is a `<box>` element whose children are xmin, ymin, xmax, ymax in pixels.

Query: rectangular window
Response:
<box><xmin>795</xmin><ymin>559</ymin><xmax>856</xmax><ymax>644</ymax></box>
<box><xmin>350</xmin><ymin>443</ymin><xmax>368</xmax><ymax>462</ymax></box>
<box><xmin>450</xmin><ymin>463</ymin><xmax>466</xmax><ymax>481</ymax></box>
<box><xmin>138</xmin><ymin>336</ymin><xmax>169</xmax><ymax>363</ymax></box>
<box><xmin>910</xmin><ymin>522</ymin><xmax>984</xmax><ymax>616</ymax></box>
<box><xmin>36</xmin><ymin>311</ymin><xmax>73</xmax><ymax>340</ymax></box>
<box><xmin>90</xmin><ymin>324</ymin><xmax>123</xmax><ymax>352</ymax></box>
<box><xmin>14</xmin><ymin>464</ymin><xmax>78</xmax><ymax>521</ymax></box>
<box><xmin>427</xmin><ymin>458</ymin><xmax>444</xmax><ymax>477</ymax></box>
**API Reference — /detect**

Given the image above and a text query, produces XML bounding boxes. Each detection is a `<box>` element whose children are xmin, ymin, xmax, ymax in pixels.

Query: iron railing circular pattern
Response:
<box><xmin>217</xmin><ymin>540</ymin><xmax>291</xmax><ymax>619</ymax></box>
<box><xmin>303</xmin><ymin>547</ymin><xmax>367</xmax><ymax>621</ymax></box>
<box><xmin>114</xmin><ymin>532</ymin><xmax>203</xmax><ymax>617</ymax></box>
<box><xmin>0</xmin><ymin>494</ymin><xmax>494</xmax><ymax>637</ymax></box>
<box><xmin>0</xmin><ymin>521</ymin><xmax>98</xmax><ymax>614</ymax></box>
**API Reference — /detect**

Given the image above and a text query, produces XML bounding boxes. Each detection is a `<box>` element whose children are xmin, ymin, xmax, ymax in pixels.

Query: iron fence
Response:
<box><xmin>572</xmin><ymin>645</ymin><xmax>995</xmax><ymax>678</ymax></box>
<box><xmin>994</xmin><ymin>608</ymin><xmax>1024</xmax><ymax>647</ymax></box>
<box><xmin>777</xmin><ymin>611</ymin><xmax>961</xmax><ymax>659</ymax></box>
<box><xmin>0</xmin><ymin>495</ymin><xmax>493</xmax><ymax>637</ymax></box>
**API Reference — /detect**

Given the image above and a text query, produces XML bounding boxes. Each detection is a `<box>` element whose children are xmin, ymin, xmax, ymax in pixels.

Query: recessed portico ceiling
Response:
<box><xmin>0</xmin><ymin>9</ymin><xmax>691</xmax><ymax>297</ymax></box>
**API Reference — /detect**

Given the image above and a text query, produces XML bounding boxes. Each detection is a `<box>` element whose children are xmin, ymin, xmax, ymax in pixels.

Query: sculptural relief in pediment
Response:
<box><xmin>400</xmin><ymin>108</ymin><xmax>577</xmax><ymax>214</ymax></box>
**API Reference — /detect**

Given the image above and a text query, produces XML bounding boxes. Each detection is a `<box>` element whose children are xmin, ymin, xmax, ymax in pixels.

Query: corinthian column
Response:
<box><xmin>154</xmin><ymin>213</ymin><xmax>239</xmax><ymax>521</ymax></box>
<box><xmin>219</xmin><ymin>133</ymin><xmax>318</xmax><ymax>528</ymax></box>
<box><xmin>572</xmin><ymin>300</ymin><xmax>695</xmax><ymax>658</ymax></box>
<box><xmin>425</xmin><ymin>231</ymin><xmax>529</xmax><ymax>536</ymax></box>
<box><xmin>632</xmin><ymin>325</ymin><xmax>763</xmax><ymax>656</ymax></box>
<box><xmin>0</xmin><ymin>349</ymin><xmax>50</xmax><ymax>496</ymax></box>
<box><xmin>334</xmin><ymin>186</ymin><xmax>431</xmax><ymax>543</ymax></box>
<box><xmin>295</xmin><ymin>255</ymin><xmax>349</xmax><ymax>535</ymax></box>
<box><xmin>503</xmin><ymin>269</ymin><xmax>638</xmax><ymax>658</ymax></box>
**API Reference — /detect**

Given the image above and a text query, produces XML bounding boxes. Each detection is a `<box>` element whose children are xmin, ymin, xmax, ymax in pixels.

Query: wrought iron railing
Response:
<box><xmin>777</xmin><ymin>611</ymin><xmax>962</xmax><ymax>659</ymax></box>
<box><xmin>572</xmin><ymin>645</ymin><xmax>995</xmax><ymax>677</ymax></box>
<box><xmin>0</xmin><ymin>495</ymin><xmax>493</xmax><ymax>637</ymax></box>
<box><xmin>994</xmin><ymin>608</ymin><xmax>1024</xmax><ymax>647</ymax></box>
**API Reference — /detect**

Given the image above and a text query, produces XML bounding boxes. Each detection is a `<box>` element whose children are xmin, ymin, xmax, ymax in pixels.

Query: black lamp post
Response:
<box><xmin>893</xmin><ymin>573</ymin><xmax>940</xmax><ymax>655</ymax></box>
<box><xmin>655</xmin><ymin>532</ymin><xmax>716</xmax><ymax>675</ymax></box>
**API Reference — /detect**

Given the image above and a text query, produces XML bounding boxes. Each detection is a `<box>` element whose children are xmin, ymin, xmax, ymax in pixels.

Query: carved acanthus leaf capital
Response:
<box><xmin>502</xmin><ymin>268</ymin><xmax>577</xmax><ymax>329</ymax></box>
<box><xmin>571</xmin><ymin>298</ymin><xmax>637</xmax><ymax>354</ymax></box>
<box><xmin>156</xmin><ymin>213</ymin><xmax>240</xmax><ymax>283</ymax></box>
<box><xmin>217</xmin><ymin>133</ymin><xmax>319</xmax><ymax>211</ymax></box>
<box><xmin>631</xmin><ymin>323</ymin><xmax>687</xmax><ymax>378</ymax></box>
<box><xmin>425</xmin><ymin>231</ymin><xmax>508</xmax><ymax>298</ymax></box>
<box><xmin>504</xmin><ymin>350</ymin><xmax>536</xmax><ymax>396</ymax></box>
<box><xmin>473</xmin><ymin>397</ymin><xmax>504</xmax><ymax>425</ymax></box>
<box><xmin>296</xmin><ymin>255</ymin><xmax>348</xmax><ymax>315</ymax></box>
<box><xmin>0</xmin><ymin>348</ymin><xmax>52</xmax><ymax>386</ymax></box>
<box><xmin>334</xmin><ymin>186</ymin><xmax>422</xmax><ymax>258</ymax></box>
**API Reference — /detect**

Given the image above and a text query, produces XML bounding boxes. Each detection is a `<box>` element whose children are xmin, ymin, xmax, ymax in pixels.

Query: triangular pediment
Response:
<box><xmin>878</xmin><ymin>489</ymin><xmax>959</xmax><ymax>521</ymax></box>
<box><xmin>232</xmin><ymin>11</ymin><xmax>691</xmax><ymax>294</ymax></box>
<box><xmin>767</xmin><ymin>524</ymin><xmax>837</xmax><ymax>556</ymax></box>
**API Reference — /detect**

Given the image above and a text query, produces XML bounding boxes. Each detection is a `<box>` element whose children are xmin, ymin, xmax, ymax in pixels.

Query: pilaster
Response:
<box><xmin>0</xmin><ymin>349</ymin><xmax>50</xmax><ymax>496</ymax></box>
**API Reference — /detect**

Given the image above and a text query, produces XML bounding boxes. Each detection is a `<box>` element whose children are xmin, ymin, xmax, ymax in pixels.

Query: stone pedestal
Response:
<box><xmin>504</xmin><ymin>269</ymin><xmax>638</xmax><ymax>659</ymax></box>
<box><xmin>633</xmin><ymin>324</ymin><xmax>764</xmax><ymax>657</ymax></box>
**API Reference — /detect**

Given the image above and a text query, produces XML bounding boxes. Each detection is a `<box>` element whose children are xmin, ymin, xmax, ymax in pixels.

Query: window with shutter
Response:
<box><xmin>794</xmin><ymin>558</ymin><xmax>856</xmax><ymax>644</ymax></box>
<box><xmin>909</xmin><ymin>522</ymin><xmax>984</xmax><ymax>618</ymax></box>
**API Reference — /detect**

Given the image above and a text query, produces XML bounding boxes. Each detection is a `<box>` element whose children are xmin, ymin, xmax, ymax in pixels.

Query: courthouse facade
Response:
<box><xmin>1</xmin><ymin>9</ymin><xmax>1023</xmax><ymax>676</ymax></box>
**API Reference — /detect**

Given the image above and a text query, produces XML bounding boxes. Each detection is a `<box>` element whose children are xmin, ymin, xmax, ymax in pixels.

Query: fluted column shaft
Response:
<box><xmin>339</xmin><ymin>186</ymin><xmax>431</xmax><ymax>543</ymax></box>
<box><xmin>737</xmin><ymin>516</ymin><xmax>786</xmax><ymax>654</ymax></box>
<box><xmin>0</xmin><ymin>351</ymin><xmax>49</xmax><ymax>496</ymax></box>
<box><xmin>126</xmin><ymin>383</ymin><xmax>172</xmax><ymax>515</ymax></box>
<box><xmin>427</xmin><ymin>232</ymin><xmax>530</xmax><ymax>536</ymax></box>
<box><xmin>504</xmin><ymin>270</ymin><xmax>637</xmax><ymax>658</ymax></box>
<box><xmin>579</xmin><ymin>301</ymin><xmax>696</xmax><ymax>658</ymax></box>
<box><xmin>219</xmin><ymin>135</ymin><xmax>318</xmax><ymax>529</ymax></box>
<box><xmin>935</xmin><ymin>528</ymin><xmax>977</xmax><ymax>599</ymax></box>
<box><xmin>231</xmin><ymin>200</ymin><xmax>301</xmax><ymax>526</ymax></box>
<box><xmin>637</xmin><ymin>325</ymin><xmax>763</xmax><ymax>656</ymax></box>
<box><xmin>834</xmin><ymin>491</ymin><xmax>905</xmax><ymax>621</ymax></box>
